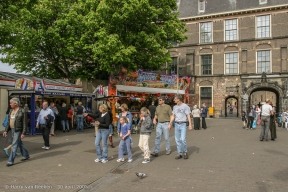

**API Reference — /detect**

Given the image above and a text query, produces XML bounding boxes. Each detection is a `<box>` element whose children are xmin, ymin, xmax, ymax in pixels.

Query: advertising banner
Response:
<box><xmin>109</xmin><ymin>68</ymin><xmax>191</xmax><ymax>96</ymax></box>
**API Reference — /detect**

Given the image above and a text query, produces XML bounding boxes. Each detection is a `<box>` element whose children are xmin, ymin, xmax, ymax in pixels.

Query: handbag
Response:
<box><xmin>2</xmin><ymin>115</ymin><xmax>8</xmax><ymax>127</ymax></box>
<box><xmin>252</xmin><ymin>120</ymin><xmax>257</xmax><ymax>128</ymax></box>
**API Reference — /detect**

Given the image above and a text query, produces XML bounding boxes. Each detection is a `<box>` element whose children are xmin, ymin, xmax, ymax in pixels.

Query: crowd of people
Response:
<box><xmin>2</xmin><ymin>95</ymin><xmax>200</xmax><ymax>166</ymax></box>
<box><xmin>4</xmin><ymin>95</ymin><xmax>281</xmax><ymax>168</ymax></box>
<box><xmin>241</xmin><ymin>99</ymin><xmax>277</xmax><ymax>141</ymax></box>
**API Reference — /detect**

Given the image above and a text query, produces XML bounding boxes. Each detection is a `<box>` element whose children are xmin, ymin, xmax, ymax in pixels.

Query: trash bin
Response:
<box><xmin>208</xmin><ymin>107</ymin><xmax>214</xmax><ymax>117</ymax></box>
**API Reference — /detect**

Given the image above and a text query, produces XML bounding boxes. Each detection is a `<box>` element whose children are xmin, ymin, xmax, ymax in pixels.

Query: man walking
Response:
<box><xmin>201</xmin><ymin>103</ymin><xmax>208</xmax><ymax>129</ymax></box>
<box><xmin>169</xmin><ymin>95</ymin><xmax>192</xmax><ymax>160</ymax></box>
<box><xmin>48</xmin><ymin>102</ymin><xmax>58</xmax><ymax>136</ymax></box>
<box><xmin>260</xmin><ymin>99</ymin><xmax>273</xmax><ymax>141</ymax></box>
<box><xmin>151</xmin><ymin>97</ymin><xmax>173</xmax><ymax>157</ymax></box>
<box><xmin>36</xmin><ymin>101</ymin><xmax>55</xmax><ymax>150</ymax></box>
<box><xmin>2</xmin><ymin>98</ymin><xmax>30</xmax><ymax>166</ymax></box>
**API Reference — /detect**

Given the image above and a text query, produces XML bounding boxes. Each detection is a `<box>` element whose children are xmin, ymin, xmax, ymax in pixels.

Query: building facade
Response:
<box><xmin>171</xmin><ymin>0</ymin><xmax>288</xmax><ymax>117</ymax></box>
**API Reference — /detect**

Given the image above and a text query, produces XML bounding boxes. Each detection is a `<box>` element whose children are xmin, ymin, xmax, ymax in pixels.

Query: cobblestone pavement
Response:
<box><xmin>0</xmin><ymin>118</ymin><xmax>288</xmax><ymax>192</ymax></box>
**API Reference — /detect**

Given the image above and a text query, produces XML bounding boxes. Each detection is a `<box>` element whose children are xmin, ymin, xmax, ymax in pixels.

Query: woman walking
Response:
<box><xmin>85</xmin><ymin>104</ymin><xmax>111</xmax><ymax>163</ymax></box>
<box><xmin>255</xmin><ymin>105</ymin><xmax>261</xmax><ymax>125</ymax></box>
<box><xmin>117</xmin><ymin>104</ymin><xmax>132</xmax><ymax>155</ymax></box>
<box><xmin>269</xmin><ymin>102</ymin><xmax>277</xmax><ymax>141</ymax></box>
<box><xmin>246</xmin><ymin>106</ymin><xmax>256</xmax><ymax>129</ymax></box>
<box><xmin>191</xmin><ymin>105</ymin><xmax>201</xmax><ymax>130</ymax></box>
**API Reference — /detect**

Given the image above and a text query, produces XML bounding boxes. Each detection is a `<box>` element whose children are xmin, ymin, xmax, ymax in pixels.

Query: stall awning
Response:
<box><xmin>8</xmin><ymin>90</ymin><xmax>95</xmax><ymax>97</ymax></box>
<box><xmin>116</xmin><ymin>85</ymin><xmax>185</xmax><ymax>94</ymax></box>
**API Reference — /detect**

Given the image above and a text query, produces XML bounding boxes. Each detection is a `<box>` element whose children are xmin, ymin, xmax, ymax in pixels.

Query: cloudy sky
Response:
<box><xmin>0</xmin><ymin>62</ymin><xmax>18</xmax><ymax>73</ymax></box>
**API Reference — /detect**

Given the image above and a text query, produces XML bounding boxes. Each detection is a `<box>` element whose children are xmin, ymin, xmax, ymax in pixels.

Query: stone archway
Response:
<box><xmin>244</xmin><ymin>83</ymin><xmax>283</xmax><ymax>113</ymax></box>
<box><xmin>224</xmin><ymin>95</ymin><xmax>239</xmax><ymax>117</ymax></box>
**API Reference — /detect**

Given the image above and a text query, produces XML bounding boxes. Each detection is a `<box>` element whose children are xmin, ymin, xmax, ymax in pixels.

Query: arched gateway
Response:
<box><xmin>243</xmin><ymin>82</ymin><xmax>284</xmax><ymax>113</ymax></box>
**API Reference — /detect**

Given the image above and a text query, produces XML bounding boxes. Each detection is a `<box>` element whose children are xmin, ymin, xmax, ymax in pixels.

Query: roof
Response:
<box><xmin>178</xmin><ymin>0</ymin><xmax>288</xmax><ymax>19</ymax></box>
<box><xmin>0</xmin><ymin>71</ymin><xmax>78</xmax><ymax>87</ymax></box>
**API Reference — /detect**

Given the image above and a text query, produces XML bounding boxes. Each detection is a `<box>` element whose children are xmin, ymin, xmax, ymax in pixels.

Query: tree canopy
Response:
<box><xmin>0</xmin><ymin>0</ymin><xmax>186</xmax><ymax>82</ymax></box>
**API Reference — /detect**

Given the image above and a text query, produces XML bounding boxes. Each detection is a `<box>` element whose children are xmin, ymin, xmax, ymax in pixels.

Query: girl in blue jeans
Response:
<box><xmin>117</xmin><ymin>117</ymin><xmax>133</xmax><ymax>163</ymax></box>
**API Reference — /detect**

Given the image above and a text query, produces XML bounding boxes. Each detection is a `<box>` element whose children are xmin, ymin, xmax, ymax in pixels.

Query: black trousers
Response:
<box><xmin>41</xmin><ymin>125</ymin><xmax>50</xmax><ymax>147</ymax></box>
<box><xmin>202</xmin><ymin>117</ymin><xmax>207</xmax><ymax>129</ymax></box>
<box><xmin>193</xmin><ymin>117</ymin><xmax>200</xmax><ymax>130</ymax></box>
<box><xmin>247</xmin><ymin>116</ymin><xmax>254</xmax><ymax>128</ymax></box>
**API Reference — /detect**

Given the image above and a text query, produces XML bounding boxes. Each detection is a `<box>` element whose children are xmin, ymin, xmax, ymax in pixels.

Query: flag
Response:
<box><xmin>99</xmin><ymin>85</ymin><xmax>104</xmax><ymax>95</ymax></box>
<box><xmin>32</xmin><ymin>77</ymin><xmax>37</xmax><ymax>90</ymax></box>
<box><xmin>95</xmin><ymin>85</ymin><xmax>104</xmax><ymax>96</ymax></box>
<box><xmin>21</xmin><ymin>78</ymin><xmax>28</xmax><ymax>90</ymax></box>
<box><xmin>40</xmin><ymin>78</ymin><xmax>46</xmax><ymax>91</ymax></box>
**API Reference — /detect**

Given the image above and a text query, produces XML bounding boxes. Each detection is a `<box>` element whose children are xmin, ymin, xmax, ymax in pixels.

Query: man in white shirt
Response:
<box><xmin>260</xmin><ymin>99</ymin><xmax>273</xmax><ymax>141</ymax></box>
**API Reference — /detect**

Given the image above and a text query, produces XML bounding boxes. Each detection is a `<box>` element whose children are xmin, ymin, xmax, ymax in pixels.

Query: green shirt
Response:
<box><xmin>155</xmin><ymin>104</ymin><xmax>172</xmax><ymax>122</ymax></box>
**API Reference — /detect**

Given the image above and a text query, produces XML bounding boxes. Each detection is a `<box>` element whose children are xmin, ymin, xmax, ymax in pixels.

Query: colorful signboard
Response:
<box><xmin>109</xmin><ymin>68</ymin><xmax>191</xmax><ymax>95</ymax></box>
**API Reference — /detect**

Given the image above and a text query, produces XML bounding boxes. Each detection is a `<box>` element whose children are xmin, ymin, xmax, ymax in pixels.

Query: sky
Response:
<box><xmin>0</xmin><ymin>62</ymin><xmax>18</xmax><ymax>73</ymax></box>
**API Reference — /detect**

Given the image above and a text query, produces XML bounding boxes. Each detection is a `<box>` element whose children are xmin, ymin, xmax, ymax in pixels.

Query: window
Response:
<box><xmin>259</xmin><ymin>0</ymin><xmax>267</xmax><ymax>4</ymax></box>
<box><xmin>257</xmin><ymin>50</ymin><xmax>270</xmax><ymax>73</ymax></box>
<box><xmin>169</xmin><ymin>57</ymin><xmax>178</xmax><ymax>75</ymax></box>
<box><xmin>198</xmin><ymin>0</ymin><xmax>205</xmax><ymax>12</ymax></box>
<box><xmin>200</xmin><ymin>87</ymin><xmax>212</xmax><ymax>107</ymax></box>
<box><xmin>201</xmin><ymin>55</ymin><xmax>212</xmax><ymax>75</ymax></box>
<box><xmin>256</xmin><ymin>15</ymin><xmax>270</xmax><ymax>38</ymax></box>
<box><xmin>200</xmin><ymin>22</ymin><xmax>212</xmax><ymax>43</ymax></box>
<box><xmin>225</xmin><ymin>53</ymin><xmax>238</xmax><ymax>74</ymax></box>
<box><xmin>225</xmin><ymin>19</ymin><xmax>238</xmax><ymax>41</ymax></box>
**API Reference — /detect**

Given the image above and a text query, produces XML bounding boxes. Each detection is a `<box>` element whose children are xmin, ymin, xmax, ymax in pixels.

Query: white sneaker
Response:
<box><xmin>142</xmin><ymin>159</ymin><xmax>150</xmax><ymax>164</ymax></box>
<box><xmin>94</xmin><ymin>158</ymin><xmax>102</xmax><ymax>162</ymax></box>
<box><xmin>42</xmin><ymin>146</ymin><xmax>46</xmax><ymax>149</ymax></box>
<box><xmin>45</xmin><ymin>147</ymin><xmax>50</xmax><ymax>150</ymax></box>
<box><xmin>116</xmin><ymin>158</ymin><xmax>124</xmax><ymax>162</ymax></box>
<box><xmin>101</xmin><ymin>159</ymin><xmax>108</xmax><ymax>163</ymax></box>
<box><xmin>127</xmin><ymin>159</ymin><xmax>133</xmax><ymax>163</ymax></box>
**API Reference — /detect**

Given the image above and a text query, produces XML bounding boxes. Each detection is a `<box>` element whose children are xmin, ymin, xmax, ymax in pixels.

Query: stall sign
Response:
<box><xmin>15</xmin><ymin>78</ymin><xmax>34</xmax><ymax>90</ymax></box>
<box><xmin>36</xmin><ymin>84</ymin><xmax>82</xmax><ymax>92</ymax></box>
<box><xmin>109</xmin><ymin>67</ymin><xmax>191</xmax><ymax>96</ymax></box>
<box><xmin>36</xmin><ymin>91</ymin><xmax>94</xmax><ymax>97</ymax></box>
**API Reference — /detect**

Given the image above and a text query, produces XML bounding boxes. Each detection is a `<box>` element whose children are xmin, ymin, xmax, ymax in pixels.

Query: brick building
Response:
<box><xmin>171</xmin><ymin>0</ymin><xmax>288</xmax><ymax>117</ymax></box>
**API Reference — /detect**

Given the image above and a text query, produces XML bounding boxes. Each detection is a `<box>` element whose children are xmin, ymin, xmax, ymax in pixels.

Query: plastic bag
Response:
<box><xmin>252</xmin><ymin>120</ymin><xmax>257</xmax><ymax>128</ymax></box>
<box><xmin>2</xmin><ymin>115</ymin><xmax>8</xmax><ymax>127</ymax></box>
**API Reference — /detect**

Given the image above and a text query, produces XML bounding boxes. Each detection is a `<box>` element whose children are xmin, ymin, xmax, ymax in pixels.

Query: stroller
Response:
<box><xmin>276</xmin><ymin>113</ymin><xmax>283</xmax><ymax>127</ymax></box>
<box><xmin>84</xmin><ymin>116</ymin><xmax>94</xmax><ymax>129</ymax></box>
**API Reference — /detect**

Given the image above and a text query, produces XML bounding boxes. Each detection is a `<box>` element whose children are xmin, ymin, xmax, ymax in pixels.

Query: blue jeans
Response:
<box><xmin>118</xmin><ymin>138</ymin><xmax>132</xmax><ymax>160</ymax></box>
<box><xmin>153</xmin><ymin>122</ymin><xmax>170</xmax><ymax>153</ymax></box>
<box><xmin>77</xmin><ymin>115</ymin><xmax>84</xmax><ymax>132</ymax></box>
<box><xmin>95</xmin><ymin>129</ymin><xmax>110</xmax><ymax>161</ymax></box>
<box><xmin>118</xmin><ymin>132</ymin><xmax>132</xmax><ymax>154</ymax></box>
<box><xmin>8</xmin><ymin>130</ymin><xmax>29</xmax><ymax>164</ymax></box>
<box><xmin>109</xmin><ymin>124</ymin><xmax>113</xmax><ymax>135</ymax></box>
<box><xmin>61</xmin><ymin>120</ymin><xmax>70</xmax><ymax>131</ymax></box>
<box><xmin>174</xmin><ymin>123</ymin><xmax>187</xmax><ymax>155</ymax></box>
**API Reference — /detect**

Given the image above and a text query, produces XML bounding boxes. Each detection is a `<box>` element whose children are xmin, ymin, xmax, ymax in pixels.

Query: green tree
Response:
<box><xmin>0</xmin><ymin>0</ymin><xmax>186</xmax><ymax>82</ymax></box>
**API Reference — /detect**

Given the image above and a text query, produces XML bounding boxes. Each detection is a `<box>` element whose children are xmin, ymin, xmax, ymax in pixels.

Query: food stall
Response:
<box><xmin>0</xmin><ymin>72</ymin><xmax>95</xmax><ymax>134</ymax></box>
<box><xmin>108</xmin><ymin>67</ymin><xmax>192</xmax><ymax>123</ymax></box>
